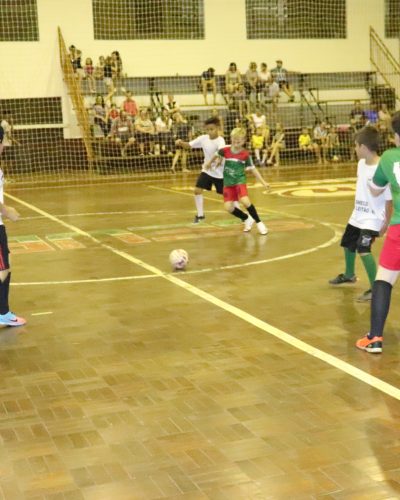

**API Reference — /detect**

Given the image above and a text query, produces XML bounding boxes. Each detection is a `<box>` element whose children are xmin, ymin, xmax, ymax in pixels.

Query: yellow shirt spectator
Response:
<box><xmin>299</xmin><ymin>133</ymin><xmax>311</xmax><ymax>147</ymax></box>
<box><xmin>252</xmin><ymin>134</ymin><xmax>265</xmax><ymax>149</ymax></box>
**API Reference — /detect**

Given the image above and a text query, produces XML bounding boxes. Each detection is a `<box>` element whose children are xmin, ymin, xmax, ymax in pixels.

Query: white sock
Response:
<box><xmin>195</xmin><ymin>194</ymin><xmax>204</xmax><ymax>217</ymax></box>
<box><xmin>233</xmin><ymin>201</ymin><xmax>240</xmax><ymax>209</ymax></box>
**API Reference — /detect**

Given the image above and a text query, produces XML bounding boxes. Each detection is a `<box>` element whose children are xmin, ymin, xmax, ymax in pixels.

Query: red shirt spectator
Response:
<box><xmin>122</xmin><ymin>91</ymin><xmax>138</xmax><ymax>118</ymax></box>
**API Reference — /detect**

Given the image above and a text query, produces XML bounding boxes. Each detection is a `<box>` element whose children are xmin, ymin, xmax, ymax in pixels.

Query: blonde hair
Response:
<box><xmin>230</xmin><ymin>128</ymin><xmax>246</xmax><ymax>139</ymax></box>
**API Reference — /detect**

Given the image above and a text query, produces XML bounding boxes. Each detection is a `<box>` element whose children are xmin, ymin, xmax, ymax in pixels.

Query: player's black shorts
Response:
<box><xmin>340</xmin><ymin>223</ymin><xmax>379</xmax><ymax>253</ymax></box>
<box><xmin>195</xmin><ymin>172</ymin><xmax>223</xmax><ymax>194</ymax></box>
<box><xmin>0</xmin><ymin>225</ymin><xmax>10</xmax><ymax>271</ymax></box>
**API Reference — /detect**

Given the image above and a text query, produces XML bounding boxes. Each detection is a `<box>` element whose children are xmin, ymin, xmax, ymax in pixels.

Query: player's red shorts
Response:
<box><xmin>223</xmin><ymin>184</ymin><xmax>248</xmax><ymax>202</ymax></box>
<box><xmin>379</xmin><ymin>224</ymin><xmax>400</xmax><ymax>271</ymax></box>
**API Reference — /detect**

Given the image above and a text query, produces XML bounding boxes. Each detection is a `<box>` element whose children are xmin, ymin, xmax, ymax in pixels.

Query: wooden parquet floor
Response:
<box><xmin>0</xmin><ymin>173</ymin><xmax>399</xmax><ymax>499</ymax></box>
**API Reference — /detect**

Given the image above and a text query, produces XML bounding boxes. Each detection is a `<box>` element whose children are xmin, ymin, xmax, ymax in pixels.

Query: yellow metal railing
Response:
<box><xmin>370</xmin><ymin>26</ymin><xmax>400</xmax><ymax>103</ymax></box>
<box><xmin>58</xmin><ymin>27</ymin><xmax>94</xmax><ymax>168</ymax></box>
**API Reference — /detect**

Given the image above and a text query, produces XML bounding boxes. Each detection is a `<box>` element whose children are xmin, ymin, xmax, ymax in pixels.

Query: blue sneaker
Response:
<box><xmin>0</xmin><ymin>312</ymin><xmax>26</xmax><ymax>326</ymax></box>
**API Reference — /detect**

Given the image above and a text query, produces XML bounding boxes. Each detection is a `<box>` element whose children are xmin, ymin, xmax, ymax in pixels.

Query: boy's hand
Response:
<box><xmin>380</xmin><ymin>224</ymin><xmax>389</xmax><ymax>237</ymax></box>
<box><xmin>175</xmin><ymin>139</ymin><xmax>182</xmax><ymax>146</ymax></box>
<box><xmin>3</xmin><ymin>206</ymin><xmax>19</xmax><ymax>221</ymax></box>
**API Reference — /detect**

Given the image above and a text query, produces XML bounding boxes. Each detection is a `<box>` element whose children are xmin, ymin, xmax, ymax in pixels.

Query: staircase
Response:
<box><xmin>370</xmin><ymin>26</ymin><xmax>400</xmax><ymax>104</ymax></box>
<box><xmin>57</xmin><ymin>27</ymin><xmax>94</xmax><ymax>169</ymax></box>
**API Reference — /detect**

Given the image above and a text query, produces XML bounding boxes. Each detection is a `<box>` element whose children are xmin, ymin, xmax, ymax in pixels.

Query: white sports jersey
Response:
<box><xmin>251</xmin><ymin>114</ymin><xmax>267</xmax><ymax>129</ymax></box>
<box><xmin>0</xmin><ymin>120</ymin><xmax>11</xmax><ymax>147</ymax></box>
<box><xmin>0</xmin><ymin>169</ymin><xmax>4</xmax><ymax>225</ymax></box>
<box><xmin>348</xmin><ymin>159</ymin><xmax>392</xmax><ymax>231</ymax></box>
<box><xmin>189</xmin><ymin>134</ymin><xmax>226</xmax><ymax>179</ymax></box>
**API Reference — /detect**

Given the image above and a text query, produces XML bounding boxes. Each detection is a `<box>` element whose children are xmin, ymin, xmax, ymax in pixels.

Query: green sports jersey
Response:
<box><xmin>217</xmin><ymin>146</ymin><xmax>254</xmax><ymax>186</ymax></box>
<box><xmin>373</xmin><ymin>146</ymin><xmax>400</xmax><ymax>225</ymax></box>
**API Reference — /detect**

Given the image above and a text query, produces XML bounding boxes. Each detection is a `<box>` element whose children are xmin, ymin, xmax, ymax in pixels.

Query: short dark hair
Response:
<box><xmin>391</xmin><ymin>111</ymin><xmax>400</xmax><ymax>136</ymax></box>
<box><xmin>355</xmin><ymin>125</ymin><xmax>379</xmax><ymax>152</ymax></box>
<box><xmin>205</xmin><ymin>117</ymin><xmax>220</xmax><ymax>127</ymax></box>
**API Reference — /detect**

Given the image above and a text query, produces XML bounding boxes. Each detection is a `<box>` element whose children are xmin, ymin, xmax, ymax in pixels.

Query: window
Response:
<box><xmin>385</xmin><ymin>0</ymin><xmax>400</xmax><ymax>38</ymax></box>
<box><xmin>246</xmin><ymin>0</ymin><xmax>346</xmax><ymax>39</ymax></box>
<box><xmin>0</xmin><ymin>0</ymin><xmax>39</xmax><ymax>41</ymax></box>
<box><xmin>92</xmin><ymin>0</ymin><xmax>204</xmax><ymax>40</ymax></box>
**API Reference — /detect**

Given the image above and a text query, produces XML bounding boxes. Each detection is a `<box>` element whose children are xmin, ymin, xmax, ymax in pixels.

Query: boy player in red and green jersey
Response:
<box><xmin>356</xmin><ymin>111</ymin><xmax>400</xmax><ymax>353</ymax></box>
<box><xmin>207</xmin><ymin>128</ymin><xmax>269</xmax><ymax>235</ymax></box>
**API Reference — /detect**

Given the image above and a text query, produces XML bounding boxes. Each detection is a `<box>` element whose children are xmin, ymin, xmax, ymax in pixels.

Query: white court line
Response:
<box><xmin>31</xmin><ymin>311</ymin><xmax>53</xmax><ymax>316</ymax></box>
<box><xmin>5</xmin><ymin>191</ymin><xmax>400</xmax><ymax>401</ymax></box>
<box><xmin>13</xmin><ymin>274</ymin><xmax>158</xmax><ymax>286</ymax></box>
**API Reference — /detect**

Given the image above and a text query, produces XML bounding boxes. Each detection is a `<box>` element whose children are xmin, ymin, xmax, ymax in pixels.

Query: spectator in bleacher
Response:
<box><xmin>211</xmin><ymin>108</ymin><xmax>224</xmax><ymax>135</ymax></box>
<box><xmin>135</xmin><ymin>109</ymin><xmax>156</xmax><ymax>156</ymax></box>
<box><xmin>224</xmin><ymin>105</ymin><xmax>240</xmax><ymax>139</ymax></box>
<box><xmin>155</xmin><ymin>108</ymin><xmax>174</xmax><ymax>155</ymax></box>
<box><xmin>83</xmin><ymin>57</ymin><xmax>95</xmax><ymax>93</ymax></box>
<box><xmin>247</xmin><ymin>108</ymin><xmax>269</xmax><ymax>144</ymax></box>
<box><xmin>259</xmin><ymin>63</ymin><xmax>272</xmax><ymax>90</ymax></box>
<box><xmin>68</xmin><ymin>45</ymin><xmax>78</xmax><ymax>69</ymax></box>
<box><xmin>225</xmin><ymin>62</ymin><xmax>242</xmax><ymax>101</ymax></box>
<box><xmin>171</xmin><ymin>112</ymin><xmax>192</xmax><ymax>173</ymax></box>
<box><xmin>121</xmin><ymin>91</ymin><xmax>138</xmax><ymax>119</ymax></box>
<box><xmin>165</xmin><ymin>95</ymin><xmax>180</xmax><ymax>114</ymax></box>
<box><xmin>93</xmin><ymin>95</ymin><xmax>110</xmax><ymax>137</ymax></box>
<box><xmin>201</xmin><ymin>68</ymin><xmax>217</xmax><ymax>106</ymax></box>
<box><xmin>108</xmin><ymin>103</ymin><xmax>120</xmax><ymax>121</ymax></box>
<box><xmin>364</xmin><ymin>103</ymin><xmax>379</xmax><ymax>125</ymax></box>
<box><xmin>313</xmin><ymin>121</ymin><xmax>328</xmax><ymax>164</ymax></box>
<box><xmin>74</xmin><ymin>50</ymin><xmax>85</xmax><ymax>85</ymax></box>
<box><xmin>244</xmin><ymin>62</ymin><xmax>261</xmax><ymax>106</ymax></box>
<box><xmin>378</xmin><ymin>102</ymin><xmax>392</xmax><ymax>128</ymax></box>
<box><xmin>103</xmin><ymin>56</ymin><xmax>114</xmax><ymax>91</ymax></box>
<box><xmin>349</xmin><ymin>100</ymin><xmax>366</xmax><ymax>129</ymax></box>
<box><xmin>299</xmin><ymin>127</ymin><xmax>321</xmax><ymax>164</ymax></box>
<box><xmin>94</xmin><ymin>55</ymin><xmax>105</xmax><ymax>81</ymax></box>
<box><xmin>251</xmin><ymin>127</ymin><xmax>266</xmax><ymax>166</ymax></box>
<box><xmin>109</xmin><ymin>111</ymin><xmax>135</xmax><ymax>157</ymax></box>
<box><xmin>111</xmin><ymin>51</ymin><xmax>123</xmax><ymax>78</ymax></box>
<box><xmin>0</xmin><ymin>112</ymin><xmax>13</xmax><ymax>147</ymax></box>
<box><xmin>271</xmin><ymin>59</ymin><xmax>294</xmax><ymax>102</ymax></box>
<box><xmin>232</xmin><ymin>83</ymin><xmax>247</xmax><ymax>117</ymax></box>
<box><xmin>265</xmin><ymin>123</ymin><xmax>285</xmax><ymax>167</ymax></box>
<box><xmin>266</xmin><ymin>74</ymin><xmax>280</xmax><ymax>121</ymax></box>
<box><xmin>326</xmin><ymin>124</ymin><xmax>340</xmax><ymax>162</ymax></box>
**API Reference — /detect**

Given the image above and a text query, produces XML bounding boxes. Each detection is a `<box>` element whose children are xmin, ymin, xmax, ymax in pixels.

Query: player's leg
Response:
<box><xmin>356</xmin><ymin>230</ymin><xmax>379</xmax><ymax>301</ymax></box>
<box><xmin>356</xmin><ymin>225</ymin><xmax>400</xmax><ymax>352</ymax></box>
<box><xmin>239</xmin><ymin>193</ymin><xmax>268</xmax><ymax>234</ymax></box>
<box><xmin>0</xmin><ymin>227</ymin><xmax>26</xmax><ymax>326</ymax></box>
<box><xmin>329</xmin><ymin>224</ymin><xmax>358</xmax><ymax>284</ymax></box>
<box><xmin>181</xmin><ymin>150</ymin><xmax>190</xmax><ymax>172</ymax></box>
<box><xmin>224</xmin><ymin>187</ymin><xmax>248</xmax><ymax>221</ymax></box>
<box><xmin>254</xmin><ymin>147</ymin><xmax>261</xmax><ymax>164</ymax></box>
<box><xmin>194</xmin><ymin>172</ymin><xmax>212</xmax><ymax>223</ymax></box>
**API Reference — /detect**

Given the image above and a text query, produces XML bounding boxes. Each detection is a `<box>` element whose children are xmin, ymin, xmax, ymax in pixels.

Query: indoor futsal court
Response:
<box><xmin>1</xmin><ymin>0</ymin><xmax>400</xmax><ymax>499</ymax></box>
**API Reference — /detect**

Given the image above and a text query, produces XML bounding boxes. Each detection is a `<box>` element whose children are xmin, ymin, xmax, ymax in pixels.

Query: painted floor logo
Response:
<box><xmin>270</xmin><ymin>181</ymin><xmax>356</xmax><ymax>198</ymax></box>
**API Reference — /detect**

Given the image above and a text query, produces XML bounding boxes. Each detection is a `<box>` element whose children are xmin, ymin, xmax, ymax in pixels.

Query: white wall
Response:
<box><xmin>0</xmin><ymin>0</ymin><xmax>398</xmax><ymax>100</ymax></box>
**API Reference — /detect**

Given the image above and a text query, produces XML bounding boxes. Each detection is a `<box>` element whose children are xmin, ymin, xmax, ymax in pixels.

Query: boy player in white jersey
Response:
<box><xmin>329</xmin><ymin>126</ymin><xmax>392</xmax><ymax>302</ymax></box>
<box><xmin>0</xmin><ymin>127</ymin><xmax>26</xmax><ymax>326</ymax></box>
<box><xmin>176</xmin><ymin>117</ymin><xmax>228</xmax><ymax>223</ymax></box>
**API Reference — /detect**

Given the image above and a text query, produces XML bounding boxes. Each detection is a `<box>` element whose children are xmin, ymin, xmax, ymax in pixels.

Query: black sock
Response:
<box><xmin>232</xmin><ymin>207</ymin><xmax>248</xmax><ymax>221</ymax></box>
<box><xmin>0</xmin><ymin>273</ymin><xmax>10</xmax><ymax>315</ymax></box>
<box><xmin>369</xmin><ymin>280</ymin><xmax>392</xmax><ymax>339</ymax></box>
<box><xmin>246</xmin><ymin>204</ymin><xmax>261</xmax><ymax>223</ymax></box>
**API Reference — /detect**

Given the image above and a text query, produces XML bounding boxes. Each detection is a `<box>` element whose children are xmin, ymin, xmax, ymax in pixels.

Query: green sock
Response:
<box><xmin>344</xmin><ymin>248</ymin><xmax>356</xmax><ymax>277</ymax></box>
<box><xmin>360</xmin><ymin>253</ymin><xmax>377</xmax><ymax>287</ymax></box>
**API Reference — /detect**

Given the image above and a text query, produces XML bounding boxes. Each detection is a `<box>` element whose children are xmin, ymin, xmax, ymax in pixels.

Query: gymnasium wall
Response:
<box><xmin>0</xmin><ymin>0</ymin><xmax>398</xmax><ymax>100</ymax></box>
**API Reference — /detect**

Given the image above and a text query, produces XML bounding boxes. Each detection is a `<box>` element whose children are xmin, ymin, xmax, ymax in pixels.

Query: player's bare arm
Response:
<box><xmin>380</xmin><ymin>200</ymin><xmax>393</xmax><ymax>236</ymax></box>
<box><xmin>0</xmin><ymin>203</ymin><xmax>20</xmax><ymax>222</ymax></box>
<box><xmin>175</xmin><ymin>139</ymin><xmax>191</xmax><ymax>149</ymax></box>
<box><xmin>251</xmin><ymin>167</ymin><xmax>269</xmax><ymax>189</ymax></box>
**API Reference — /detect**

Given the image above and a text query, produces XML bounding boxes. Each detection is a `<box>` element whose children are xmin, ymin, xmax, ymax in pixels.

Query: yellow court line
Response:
<box><xmin>5</xmin><ymin>191</ymin><xmax>400</xmax><ymax>402</ymax></box>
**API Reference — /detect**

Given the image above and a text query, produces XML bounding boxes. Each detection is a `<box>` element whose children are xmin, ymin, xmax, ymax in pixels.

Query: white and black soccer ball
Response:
<box><xmin>169</xmin><ymin>249</ymin><xmax>189</xmax><ymax>270</ymax></box>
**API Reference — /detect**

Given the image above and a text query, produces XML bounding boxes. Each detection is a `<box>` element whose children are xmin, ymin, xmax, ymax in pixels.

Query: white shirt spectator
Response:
<box><xmin>0</xmin><ymin>120</ymin><xmax>12</xmax><ymax>146</ymax></box>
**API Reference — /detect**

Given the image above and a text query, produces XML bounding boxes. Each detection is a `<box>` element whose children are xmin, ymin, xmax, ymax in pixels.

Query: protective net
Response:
<box><xmin>0</xmin><ymin>0</ymin><xmax>398</xmax><ymax>184</ymax></box>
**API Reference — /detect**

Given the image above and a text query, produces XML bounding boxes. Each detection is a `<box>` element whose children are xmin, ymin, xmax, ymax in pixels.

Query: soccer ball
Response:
<box><xmin>169</xmin><ymin>249</ymin><xmax>189</xmax><ymax>270</ymax></box>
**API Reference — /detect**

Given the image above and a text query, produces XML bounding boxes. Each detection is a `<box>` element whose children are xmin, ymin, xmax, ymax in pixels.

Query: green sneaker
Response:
<box><xmin>329</xmin><ymin>273</ymin><xmax>357</xmax><ymax>285</ymax></box>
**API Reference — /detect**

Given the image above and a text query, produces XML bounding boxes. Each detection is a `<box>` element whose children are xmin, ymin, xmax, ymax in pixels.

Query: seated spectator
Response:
<box><xmin>135</xmin><ymin>109</ymin><xmax>156</xmax><ymax>155</ymax></box>
<box><xmin>121</xmin><ymin>91</ymin><xmax>138</xmax><ymax>119</ymax></box>
<box><xmin>109</xmin><ymin>111</ymin><xmax>135</xmax><ymax>156</ymax></box>
<box><xmin>111</xmin><ymin>51</ymin><xmax>123</xmax><ymax>79</ymax></box>
<box><xmin>349</xmin><ymin>100</ymin><xmax>366</xmax><ymax>129</ymax></box>
<box><xmin>364</xmin><ymin>103</ymin><xmax>379</xmax><ymax>124</ymax></box>
<box><xmin>378</xmin><ymin>102</ymin><xmax>392</xmax><ymax>127</ymax></box>
<box><xmin>224</xmin><ymin>105</ymin><xmax>240</xmax><ymax>138</ymax></box>
<box><xmin>83</xmin><ymin>57</ymin><xmax>95</xmax><ymax>93</ymax></box>
<box><xmin>74</xmin><ymin>50</ymin><xmax>85</xmax><ymax>84</ymax></box>
<box><xmin>247</xmin><ymin>108</ymin><xmax>269</xmax><ymax>143</ymax></box>
<box><xmin>94</xmin><ymin>55</ymin><xmax>105</xmax><ymax>81</ymax></box>
<box><xmin>326</xmin><ymin>124</ymin><xmax>340</xmax><ymax>162</ymax></box>
<box><xmin>251</xmin><ymin>127</ymin><xmax>265</xmax><ymax>165</ymax></box>
<box><xmin>264</xmin><ymin>123</ymin><xmax>285</xmax><ymax>167</ymax></box>
<box><xmin>201</xmin><ymin>67</ymin><xmax>217</xmax><ymax>105</ymax></box>
<box><xmin>108</xmin><ymin>103</ymin><xmax>120</xmax><ymax>121</ymax></box>
<box><xmin>211</xmin><ymin>108</ymin><xmax>224</xmax><ymax>135</ymax></box>
<box><xmin>313</xmin><ymin>121</ymin><xmax>328</xmax><ymax>164</ymax></box>
<box><xmin>165</xmin><ymin>95</ymin><xmax>180</xmax><ymax>114</ymax></box>
<box><xmin>259</xmin><ymin>62</ymin><xmax>272</xmax><ymax>90</ymax></box>
<box><xmin>0</xmin><ymin>111</ymin><xmax>13</xmax><ymax>147</ymax></box>
<box><xmin>265</xmin><ymin>74</ymin><xmax>280</xmax><ymax>120</ymax></box>
<box><xmin>299</xmin><ymin>127</ymin><xmax>321</xmax><ymax>163</ymax></box>
<box><xmin>92</xmin><ymin>95</ymin><xmax>110</xmax><ymax>137</ymax></box>
<box><xmin>231</xmin><ymin>83</ymin><xmax>247</xmax><ymax>117</ymax></box>
<box><xmin>244</xmin><ymin>62</ymin><xmax>261</xmax><ymax>106</ymax></box>
<box><xmin>155</xmin><ymin>108</ymin><xmax>174</xmax><ymax>155</ymax></box>
<box><xmin>103</xmin><ymin>56</ymin><xmax>114</xmax><ymax>91</ymax></box>
<box><xmin>68</xmin><ymin>45</ymin><xmax>77</xmax><ymax>65</ymax></box>
<box><xmin>171</xmin><ymin>112</ymin><xmax>192</xmax><ymax>173</ymax></box>
<box><xmin>225</xmin><ymin>62</ymin><xmax>242</xmax><ymax>101</ymax></box>
<box><xmin>271</xmin><ymin>59</ymin><xmax>294</xmax><ymax>102</ymax></box>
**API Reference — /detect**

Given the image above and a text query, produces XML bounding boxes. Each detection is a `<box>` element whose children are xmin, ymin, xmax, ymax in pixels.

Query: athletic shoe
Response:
<box><xmin>193</xmin><ymin>215</ymin><xmax>205</xmax><ymax>224</ymax></box>
<box><xmin>257</xmin><ymin>221</ymin><xmax>268</xmax><ymax>235</ymax></box>
<box><xmin>0</xmin><ymin>311</ymin><xmax>26</xmax><ymax>327</ymax></box>
<box><xmin>356</xmin><ymin>334</ymin><xmax>383</xmax><ymax>353</ymax></box>
<box><xmin>243</xmin><ymin>215</ymin><xmax>255</xmax><ymax>232</ymax></box>
<box><xmin>329</xmin><ymin>273</ymin><xmax>357</xmax><ymax>285</ymax></box>
<box><xmin>356</xmin><ymin>289</ymin><xmax>372</xmax><ymax>302</ymax></box>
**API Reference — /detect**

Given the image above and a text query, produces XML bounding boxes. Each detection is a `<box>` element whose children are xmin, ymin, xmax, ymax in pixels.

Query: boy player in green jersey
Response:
<box><xmin>356</xmin><ymin>111</ymin><xmax>400</xmax><ymax>353</ymax></box>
